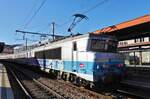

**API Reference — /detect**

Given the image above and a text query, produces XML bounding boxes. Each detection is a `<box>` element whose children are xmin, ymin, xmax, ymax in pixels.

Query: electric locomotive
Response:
<box><xmin>0</xmin><ymin>33</ymin><xmax>126</xmax><ymax>86</ymax></box>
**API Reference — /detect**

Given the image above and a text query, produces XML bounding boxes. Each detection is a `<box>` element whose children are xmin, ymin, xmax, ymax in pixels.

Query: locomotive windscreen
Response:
<box><xmin>90</xmin><ymin>39</ymin><xmax>117</xmax><ymax>52</ymax></box>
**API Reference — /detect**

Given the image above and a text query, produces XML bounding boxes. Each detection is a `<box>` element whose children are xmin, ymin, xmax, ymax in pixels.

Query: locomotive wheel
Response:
<box><xmin>61</xmin><ymin>72</ymin><xmax>65</xmax><ymax>80</ymax></box>
<box><xmin>69</xmin><ymin>74</ymin><xmax>74</xmax><ymax>82</ymax></box>
<box><xmin>75</xmin><ymin>77</ymin><xmax>82</xmax><ymax>86</ymax></box>
<box><xmin>89</xmin><ymin>82</ymin><xmax>94</xmax><ymax>89</ymax></box>
<box><xmin>49</xmin><ymin>69</ymin><xmax>57</xmax><ymax>79</ymax></box>
<box><xmin>81</xmin><ymin>79</ymin><xmax>88</xmax><ymax>87</ymax></box>
<box><xmin>61</xmin><ymin>72</ymin><xmax>69</xmax><ymax>81</ymax></box>
<box><xmin>56</xmin><ymin>71</ymin><xmax>61</xmax><ymax>79</ymax></box>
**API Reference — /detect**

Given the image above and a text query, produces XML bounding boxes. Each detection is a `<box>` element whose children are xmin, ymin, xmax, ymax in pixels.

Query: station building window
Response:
<box><xmin>134</xmin><ymin>39</ymin><xmax>136</xmax><ymax>43</ymax></box>
<box><xmin>135</xmin><ymin>38</ymin><xmax>145</xmax><ymax>43</ymax></box>
<box><xmin>135</xmin><ymin>39</ymin><xmax>140</xmax><ymax>43</ymax></box>
<box><xmin>140</xmin><ymin>38</ymin><xmax>144</xmax><ymax>42</ymax></box>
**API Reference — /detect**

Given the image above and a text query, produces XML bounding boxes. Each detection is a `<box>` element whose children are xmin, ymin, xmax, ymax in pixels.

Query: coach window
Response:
<box><xmin>73</xmin><ymin>42</ymin><xmax>77</xmax><ymax>51</ymax></box>
<box><xmin>45</xmin><ymin>47</ymin><xmax>61</xmax><ymax>59</ymax></box>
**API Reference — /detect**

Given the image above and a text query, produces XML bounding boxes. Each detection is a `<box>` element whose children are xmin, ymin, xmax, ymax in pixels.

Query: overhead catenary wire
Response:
<box><xmin>82</xmin><ymin>0</ymin><xmax>109</xmax><ymax>14</ymax></box>
<box><xmin>22</xmin><ymin>0</ymin><xmax>39</xmax><ymax>29</ymax></box>
<box><xmin>20</xmin><ymin>0</ymin><xmax>108</xmax><ymax>37</ymax></box>
<box><xmin>58</xmin><ymin>0</ymin><xmax>109</xmax><ymax>27</ymax></box>
<box><xmin>23</xmin><ymin>0</ymin><xmax>108</xmax><ymax>33</ymax></box>
<box><xmin>23</xmin><ymin>0</ymin><xmax>47</xmax><ymax>29</ymax></box>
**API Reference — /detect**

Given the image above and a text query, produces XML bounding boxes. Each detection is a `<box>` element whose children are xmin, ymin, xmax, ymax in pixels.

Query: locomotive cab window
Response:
<box><xmin>107</xmin><ymin>40</ymin><xmax>118</xmax><ymax>52</ymax></box>
<box><xmin>90</xmin><ymin>39</ymin><xmax>117</xmax><ymax>52</ymax></box>
<box><xmin>90</xmin><ymin>39</ymin><xmax>106</xmax><ymax>52</ymax></box>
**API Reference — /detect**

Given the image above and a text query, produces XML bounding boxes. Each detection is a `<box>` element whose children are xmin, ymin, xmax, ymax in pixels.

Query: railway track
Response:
<box><xmin>6</xmin><ymin>65</ymin><xmax>65</xmax><ymax>99</ymax></box>
<box><xmin>6</xmin><ymin>65</ymin><xmax>32</xmax><ymax>99</ymax></box>
<box><xmin>4</xmin><ymin>62</ymin><xmax>150</xmax><ymax>99</ymax></box>
<box><xmin>117</xmin><ymin>80</ymin><xmax>150</xmax><ymax>99</ymax></box>
<box><xmin>5</xmin><ymin>63</ymin><xmax>111</xmax><ymax>99</ymax></box>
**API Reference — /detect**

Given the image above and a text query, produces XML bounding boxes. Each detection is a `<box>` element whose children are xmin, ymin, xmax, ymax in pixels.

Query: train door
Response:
<box><xmin>72</xmin><ymin>42</ymin><xmax>87</xmax><ymax>74</ymax></box>
<box><xmin>78</xmin><ymin>52</ymin><xmax>87</xmax><ymax>74</ymax></box>
<box><xmin>72</xmin><ymin>42</ymin><xmax>78</xmax><ymax>72</ymax></box>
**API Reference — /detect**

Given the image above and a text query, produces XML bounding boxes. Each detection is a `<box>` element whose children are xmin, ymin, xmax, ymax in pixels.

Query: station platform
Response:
<box><xmin>0</xmin><ymin>63</ymin><xmax>14</xmax><ymax>99</ymax></box>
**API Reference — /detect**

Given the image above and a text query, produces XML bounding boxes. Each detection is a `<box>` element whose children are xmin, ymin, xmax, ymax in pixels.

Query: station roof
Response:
<box><xmin>92</xmin><ymin>14</ymin><xmax>150</xmax><ymax>41</ymax></box>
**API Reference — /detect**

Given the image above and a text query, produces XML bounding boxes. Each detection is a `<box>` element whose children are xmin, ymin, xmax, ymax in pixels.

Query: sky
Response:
<box><xmin>0</xmin><ymin>0</ymin><xmax>150</xmax><ymax>45</ymax></box>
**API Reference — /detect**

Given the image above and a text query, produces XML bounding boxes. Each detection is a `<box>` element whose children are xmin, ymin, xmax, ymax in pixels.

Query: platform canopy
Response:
<box><xmin>92</xmin><ymin>14</ymin><xmax>150</xmax><ymax>41</ymax></box>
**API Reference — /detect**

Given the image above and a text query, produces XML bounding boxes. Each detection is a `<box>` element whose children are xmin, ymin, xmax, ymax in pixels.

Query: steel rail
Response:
<box><xmin>117</xmin><ymin>89</ymin><xmax>149</xmax><ymax>99</ymax></box>
<box><xmin>12</xmin><ymin>65</ymin><xmax>66</xmax><ymax>99</ymax></box>
<box><xmin>7</xmin><ymin>66</ymin><xmax>33</xmax><ymax>99</ymax></box>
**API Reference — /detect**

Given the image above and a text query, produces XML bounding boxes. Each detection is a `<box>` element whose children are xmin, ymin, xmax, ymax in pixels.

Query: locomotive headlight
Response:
<box><xmin>96</xmin><ymin>65</ymin><xmax>100</xmax><ymax>69</ymax></box>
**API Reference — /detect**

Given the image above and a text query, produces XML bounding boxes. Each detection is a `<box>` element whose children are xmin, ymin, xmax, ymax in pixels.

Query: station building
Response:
<box><xmin>93</xmin><ymin>14</ymin><xmax>150</xmax><ymax>67</ymax></box>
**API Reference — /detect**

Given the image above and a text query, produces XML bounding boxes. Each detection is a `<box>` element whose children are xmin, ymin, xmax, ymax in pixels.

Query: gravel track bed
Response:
<box><xmin>14</xmin><ymin>65</ymin><xmax>111</xmax><ymax>99</ymax></box>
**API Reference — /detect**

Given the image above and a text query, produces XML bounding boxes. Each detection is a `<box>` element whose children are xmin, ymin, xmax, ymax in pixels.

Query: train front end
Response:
<box><xmin>93</xmin><ymin>53</ymin><xmax>127</xmax><ymax>84</ymax></box>
<box><xmin>88</xmin><ymin>34</ymin><xmax>127</xmax><ymax>84</ymax></box>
